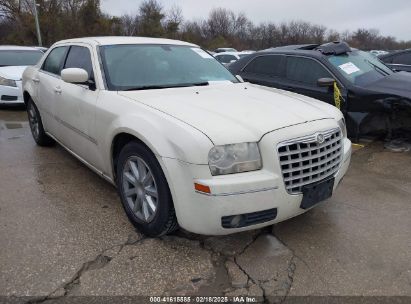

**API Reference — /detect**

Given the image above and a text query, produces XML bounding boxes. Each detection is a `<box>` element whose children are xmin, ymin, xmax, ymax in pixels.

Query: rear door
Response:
<box><xmin>284</xmin><ymin>56</ymin><xmax>336</xmax><ymax>105</ymax></box>
<box><xmin>37</xmin><ymin>46</ymin><xmax>69</xmax><ymax>133</ymax></box>
<box><xmin>239</xmin><ymin>55</ymin><xmax>286</xmax><ymax>88</ymax></box>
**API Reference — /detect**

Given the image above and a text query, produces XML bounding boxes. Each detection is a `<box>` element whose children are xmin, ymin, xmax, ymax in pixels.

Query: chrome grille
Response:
<box><xmin>277</xmin><ymin>128</ymin><xmax>343</xmax><ymax>194</ymax></box>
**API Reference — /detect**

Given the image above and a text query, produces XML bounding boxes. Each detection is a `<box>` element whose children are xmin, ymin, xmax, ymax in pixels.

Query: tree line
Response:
<box><xmin>1</xmin><ymin>0</ymin><xmax>410</xmax><ymax>51</ymax></box>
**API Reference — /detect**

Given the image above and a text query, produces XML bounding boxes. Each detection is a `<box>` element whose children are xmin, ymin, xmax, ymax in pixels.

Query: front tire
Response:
<box><xmin>27</xmin><ymin>99</ymin><xmax>55</xmax><ymax>146</ymax></box>
<box><xmin>116</xmin><ymin>141</ymin><xmax>178</xmax><ymax>237</ymax></box>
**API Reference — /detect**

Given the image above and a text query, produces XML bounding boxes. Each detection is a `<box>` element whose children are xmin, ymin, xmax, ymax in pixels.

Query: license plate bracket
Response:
<box><xmin>300</xmin><ymin>178</ymin><xmax>335</xmax><ymax>209</ymax></box>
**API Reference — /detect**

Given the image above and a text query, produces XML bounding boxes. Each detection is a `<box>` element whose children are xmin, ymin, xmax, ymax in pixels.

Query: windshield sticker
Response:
<box><xmin>338</xmin><ymin>62</ymin><xmax>360</xmax><ymax>75</ymax></box>
<box><xmin>191</xmin><ymin>48</ymin><xmax>213</xmax><ymax>59</ymax></box>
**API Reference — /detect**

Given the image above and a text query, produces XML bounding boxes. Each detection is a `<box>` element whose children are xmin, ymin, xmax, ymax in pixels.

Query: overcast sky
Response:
<box><xmin>100</xmin><ymin>0</ymin><xmax>411</xmax><ymax>41</ymax></box>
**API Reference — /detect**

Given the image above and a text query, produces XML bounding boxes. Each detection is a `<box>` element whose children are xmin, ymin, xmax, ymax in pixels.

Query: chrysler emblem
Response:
<box><xmin>316</xmin><ymin>133</ymin><xmax>325</xmax><ymax>144</ymax></box>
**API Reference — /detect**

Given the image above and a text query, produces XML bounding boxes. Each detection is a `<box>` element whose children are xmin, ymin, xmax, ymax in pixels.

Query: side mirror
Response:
<box><xmin>230</xmin><ymin>60</ymin><xmax>237</xmax><ymax>63</ymax></box>
<box><xmin>317</xmin><ymin>78</ymin><xmax>335</xmax><ymax>87</ymax></box>
<box><xmin>61</xmin><ymin>68</ymin><xmax>89</xmax><ymax>84</ymax></box>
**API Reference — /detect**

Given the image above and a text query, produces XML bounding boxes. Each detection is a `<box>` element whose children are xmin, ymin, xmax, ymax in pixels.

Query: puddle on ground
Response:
<box><xmin>5</xmin><ymin>122</ymin><xmax>23</xmax><ymax>129</ymax></box>
<box><xmin>0</xmin><ymin>120</ymin><xmax>28</xmax><ymax>140</ymax></box>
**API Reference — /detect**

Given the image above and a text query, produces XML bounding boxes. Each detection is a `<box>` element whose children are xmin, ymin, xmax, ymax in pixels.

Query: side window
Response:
<box><xmin>216</xmin><ymin>55</ymin><xmax>225</xmax><ymax>63</ymax></box>
<box><xmin>244</xmin><ymin>55</ymin><xmax>285</xmax><ymax>77</ymax></box>
<box><xmin>42</xmin><ymin>46</ymin><xmax>68</xmax><ymax>75</ymax></box>
<box><xmin>64</xmin><ymin>46</ymin><xmax>94</xmax><ymax>80</ymax></box>
<box><xmin>381</xmin><ymin>55</ymin><xmax>393</xmax><ymax>64</ymax></box>
<box><xmin>286</xmin><ymin>56</ymin><xmax>331</xmax><ymax>86</ymax></box>
<box><xmin>217</xmin><ymin>55</ymin><xmax>236</xmax><ymax>64</ymax></box>
<box><xmin>392</xmin><ymin>52</ymin><xmax>411</xmax><ymax>65</ymax></box>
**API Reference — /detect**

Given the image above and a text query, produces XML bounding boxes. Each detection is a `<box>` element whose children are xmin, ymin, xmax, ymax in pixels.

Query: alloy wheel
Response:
<box><xmin>28</xmin><ymin>103</ymin><xmax>40</xmax><ymax>139</ymax></box>
<box><xmin>122</xmin><ymin>156</ymin><xmax>159</xmax><ymax>223</ymax></box>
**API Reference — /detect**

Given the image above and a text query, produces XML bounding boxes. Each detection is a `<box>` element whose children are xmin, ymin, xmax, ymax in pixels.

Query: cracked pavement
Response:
<box><xmin>0</xmin><ymin>107</ymin><xmax>410</xmax><ymax>303</ymax></box>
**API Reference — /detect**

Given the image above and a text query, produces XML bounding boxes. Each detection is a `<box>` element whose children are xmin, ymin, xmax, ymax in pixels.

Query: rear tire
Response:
<box><xmin>116</xmin><ymin>141</ymin><xmax>178</xmax><ymax>237</ymax></box>
<box><xmin>27</xmin><ymin>99</ymin><xmax>55</xmax><ymax>146</ymax></box>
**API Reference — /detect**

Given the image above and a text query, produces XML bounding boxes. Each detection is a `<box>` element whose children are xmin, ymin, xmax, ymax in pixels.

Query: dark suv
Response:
<box><xmin>379</xmin><ymin>49</ymin><xmax>411</xmax><ymax>73</ymax></box>
<box><xmin>229</xmin><ymin>42</ymin><xmax>411</xmax><ymax>139</ymax></box>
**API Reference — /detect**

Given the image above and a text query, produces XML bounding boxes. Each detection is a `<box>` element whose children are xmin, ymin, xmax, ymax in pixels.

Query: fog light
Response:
<box><xmin>230</xmin><ymin>215</ymin><xmax>244</xmax><ymax>228</ymax></box>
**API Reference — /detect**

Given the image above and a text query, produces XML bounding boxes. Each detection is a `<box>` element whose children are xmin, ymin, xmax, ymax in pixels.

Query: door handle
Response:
<box><xmin>54</xmin><ymin>87</ymin><xmax>62</xmax><ymax>94</ymax></box>
<box><xmin>32</xmin><ymin>77</ymin><xmax>40</xmax><ymax>83</ymax></box>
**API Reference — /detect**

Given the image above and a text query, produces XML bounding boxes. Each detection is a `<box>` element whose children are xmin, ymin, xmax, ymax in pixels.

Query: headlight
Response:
<box><xmin>208</xmin><ymin>142</ymin><xmax>262</xmax><ymax>176</ymax></box>
<box><xmin>337</xmin><ymin>118</ymin><xmax>347</xmax><ymax>138</ymax></box>
<box><xmin>0</xmin><ymin>76</ymin><xmax>17</xmax><ymax>87</ymax></box>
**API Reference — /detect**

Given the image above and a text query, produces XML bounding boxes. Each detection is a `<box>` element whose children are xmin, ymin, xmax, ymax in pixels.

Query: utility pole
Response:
<box><xmin>33</xmin><ymin>0</ymin><xmax>42</xmax><ymax>46</ymax></box>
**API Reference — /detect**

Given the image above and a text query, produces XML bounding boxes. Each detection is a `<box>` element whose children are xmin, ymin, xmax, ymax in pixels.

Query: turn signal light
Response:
<box><xmin>194</xmin><ymin>183</ymin><xmax>211</xmax><ymax>194</ymax></box>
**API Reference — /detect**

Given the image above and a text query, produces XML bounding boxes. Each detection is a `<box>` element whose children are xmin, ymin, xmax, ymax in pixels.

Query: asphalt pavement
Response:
<box><xmin>0</xmin><ymin>107</ymin><xmax>410</xmax><ymax>303</ymax></box>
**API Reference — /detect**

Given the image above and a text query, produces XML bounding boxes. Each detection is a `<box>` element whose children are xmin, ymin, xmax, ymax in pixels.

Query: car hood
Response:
<box><xmin>119</xmin><ymin>83</ymin><xmax>336</xmax><ymax>145</ymax></box>
<box><xmin>0</xmin><ymin>66</ymin><xmax>27</xmax><ymax>80</ymax></box>
<box><xmin>363</xmin><ymin>72</ymin><xmax>411</xmax><ymax>99</ymax></box>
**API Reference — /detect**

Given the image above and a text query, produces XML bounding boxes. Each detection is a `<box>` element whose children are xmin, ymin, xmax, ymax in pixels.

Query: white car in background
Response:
<box><xmin>22</xmin><ymin>37</ymin><xmax>351</xmax><ymax>236</ymax></box>
<box><xmin>214</xmin><ymin>47</ymin><xmax>238</xmax><ymax>53</ymax></box>
<box><xmin>214</xmin><ymin>51</ymin><xmax>255</xmax><ymax>66</ymax></box>
<box><xmin>369</xmin><ymin>50</ymin><xmax>388</xmax><ymax>57</ymax></box>
<box><xmin>0</xmin><ymin>46</ymin><xmax>43</xmax><ymax>104</ymax></box>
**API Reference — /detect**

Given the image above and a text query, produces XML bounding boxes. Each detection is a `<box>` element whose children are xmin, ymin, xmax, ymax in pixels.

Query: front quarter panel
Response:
<box><xmin>22</xmin><ymin>66</ymin><xmax>39</xmax><ymax>103</ymax></box>
<box><xmin>95</xmin><ymin>91</ymin><xmax>214</xmax><ymax>178</ymax></box>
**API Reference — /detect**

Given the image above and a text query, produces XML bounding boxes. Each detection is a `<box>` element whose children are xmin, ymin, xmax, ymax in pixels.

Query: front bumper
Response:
<box><xmin>0</xmin><ymin>81</ymin><xmax>24</xmax><ymax>104</ymax></box>
<box><xmin>161</xmin><ymin>120</ymin><xmax>352</xmax><ymax>235</ymax></box>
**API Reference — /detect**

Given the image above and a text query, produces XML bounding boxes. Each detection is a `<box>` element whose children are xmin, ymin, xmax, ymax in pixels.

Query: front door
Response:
<box><xmin>55</xmin><ymin>45</ymin><xmax>101</xmax><ymax>169</ymax></box>
<box><xmin>284</xmin><ymin>56</ymin><xmax>338</xmax><ymax>106</ymax></box>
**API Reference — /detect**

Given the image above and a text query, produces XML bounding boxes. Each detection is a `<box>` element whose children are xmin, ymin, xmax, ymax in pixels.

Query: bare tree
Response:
<box><xmin>138</xmin><ymin>0</ymin><xmax>165</xmax><ymax>36</ymax></box>
<box><xmin>1</xmin><ymin>2</ymin><xmax>410</xmax><ymax>50</ymax></box>
<box><xmin>207</xmin><ymin>8</ymin><xmax>235</xmax><ymax>38</ymax></box>
<box><xmin>164</xmin><ymin>5</ymin><xmax>183</xmax><ymax>38</ymax></box>
<box><xmin>120</xmin><ymin>14</ymin><xmax>139</xmax><ymax>36</ymax></box>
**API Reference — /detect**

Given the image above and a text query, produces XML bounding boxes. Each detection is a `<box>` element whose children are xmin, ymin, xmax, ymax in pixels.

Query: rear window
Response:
<box><xmin>0</xmin><ymin>50</ymin><xmax>43</xmax><ymax>67</ymax></box>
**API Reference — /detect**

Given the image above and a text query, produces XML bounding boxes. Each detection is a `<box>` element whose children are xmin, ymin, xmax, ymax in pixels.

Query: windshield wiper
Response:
<box><xmin>123</xmin><ymin>82</ymin><xmax>209</xmax><ymax>91</ymax></box>
<box><xmin>365</xmin><ymin>59</ymin><xmax>390</xmax><ymax>76</ymax></box>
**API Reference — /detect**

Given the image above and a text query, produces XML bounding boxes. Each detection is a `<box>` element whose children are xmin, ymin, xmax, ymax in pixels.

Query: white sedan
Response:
<box><xmin>0</xmin><ymin>46</ymin><xmax>43</xmax><ymax>104</ymax></box>
<box><xmin>22</xmin><ymin>37</ymin><xmax>351</xmax><ymax>236</ymax></box>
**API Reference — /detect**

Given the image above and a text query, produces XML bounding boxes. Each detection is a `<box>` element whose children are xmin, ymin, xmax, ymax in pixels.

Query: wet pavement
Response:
<box><xmin>0</xmin><ymin>107</ymin><xmax>410</xmax><ymax>303</ymax></box>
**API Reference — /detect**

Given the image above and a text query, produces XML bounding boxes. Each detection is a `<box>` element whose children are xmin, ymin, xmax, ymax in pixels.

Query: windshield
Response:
<box><xmin>327</xmin><ymin>50</ymin><xmax>393</xmax><ymax>86</ymax></box>
<box><xmin>0</xmin><ymin>50</ymin><xmax>43</xmax><ymax>67</ymax></box>
<box><xmin>100</xmin><ymin>44</ymin><xmax>238</xmax><ymax>90</ymax></box>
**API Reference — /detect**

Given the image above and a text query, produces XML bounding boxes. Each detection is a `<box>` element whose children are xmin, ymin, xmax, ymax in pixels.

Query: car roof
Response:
<box><xmin>0</xmin><ymin>45</ymin><xmax>42</xmax><ymax>51</ymax></box>
<box><xmin>259</xmin><ymin>47</ymin><xmax>324</xmax><ymax>59</ymax></box>
<box><xmin>258</xmin><ymin>42</ymin><xmax>352</xmax><ymax>59</ymax></box>
<box><xmin>379</xmin><ymin>49</ymin><xmax>411</xmax><ymax>59</ymax></box>
<box><xmin>264</xmin><ymin>44</ymin><xmax>320</xmax><ymax>51</ymax></box>
<box><xmin>54</xmin><ymin>36</ymin><xmax>198</xmax><ymax>47</ymax></box>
